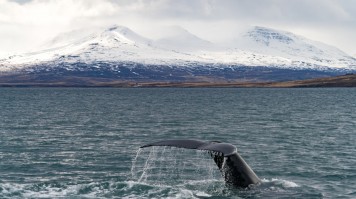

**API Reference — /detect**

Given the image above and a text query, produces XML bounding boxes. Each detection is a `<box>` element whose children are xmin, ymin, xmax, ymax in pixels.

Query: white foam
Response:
<box><xmin>1</xmin><ymin>181</ymin><xmax>120</xmax><ymax>198</ymax></box>
<box><xmin>262</xmin><ymin>178</ymin><xmax>300</xmax><ymax>188</ymax></box>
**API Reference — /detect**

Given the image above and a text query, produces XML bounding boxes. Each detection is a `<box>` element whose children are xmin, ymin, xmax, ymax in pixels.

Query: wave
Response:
<box><xmin>0</xmin><ymin>180</ymin><xmax>217</xmax><ymax>199</ymax></box>
<box><xmin>1</xmin><ymin>177</ymin><xmax>324</xmax><ymax>199</ymax></box>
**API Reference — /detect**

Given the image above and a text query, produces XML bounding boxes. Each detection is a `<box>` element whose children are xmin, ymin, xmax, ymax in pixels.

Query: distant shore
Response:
<box><xmin>0</xmin><ymin>74</ymin><xmax>355</xmax><ymax>88</ymax></box>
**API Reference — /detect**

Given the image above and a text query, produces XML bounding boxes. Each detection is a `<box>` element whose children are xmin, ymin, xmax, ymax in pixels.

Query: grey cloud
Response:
<box><xmin>0</xmin><ymin>0</ymin><xmax>355</xmax><ymax>56</ymax></box>
<box><xmin>110</xmin><ymin>0</ymin><xmax>354</xmax><ymax>26</ymax></box>
<box><xmin>9</xmin><ymin>0</ymin><xmax>31</xmax><ymax>4</ymax></box>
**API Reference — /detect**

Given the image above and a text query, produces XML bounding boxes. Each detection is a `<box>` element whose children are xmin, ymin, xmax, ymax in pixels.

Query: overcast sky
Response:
<box><xmin>0</xmin><ymin>0</ymin><xmax>355</xmax><ymax>58</ymax></box>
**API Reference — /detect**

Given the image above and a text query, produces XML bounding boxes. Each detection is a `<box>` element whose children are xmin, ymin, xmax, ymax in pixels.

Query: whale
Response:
<box><xmin>140</xmin><ymin>139</ymin><xmax>261</xmax><ymax>188</ymax></box>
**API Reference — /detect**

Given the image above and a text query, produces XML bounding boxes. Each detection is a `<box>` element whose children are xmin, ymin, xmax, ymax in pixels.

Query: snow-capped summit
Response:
<box><xmin>102</xmin><ymin>25</ymin><xmax>152</xmax><ymax>46</ymax></box>
<box><xmin>231</xmin><ymin>26</ymin><xmax>356</xmax><ymax>69</ymax></box>
<box><xmin>44</xmin><ymin>25</ymin><xmax>151</xmax><ymax>49</ymax></box>
<box><xmin>245</xmin><ymin>26</ymin><xmax>295</xmax><ymax>46</ymax></box>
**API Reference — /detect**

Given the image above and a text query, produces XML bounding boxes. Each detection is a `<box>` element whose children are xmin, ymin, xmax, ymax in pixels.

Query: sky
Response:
<box><xmin>0</xmin><ymin>0</ymin><xmax>355</xmax><ymax>58</ymax></box>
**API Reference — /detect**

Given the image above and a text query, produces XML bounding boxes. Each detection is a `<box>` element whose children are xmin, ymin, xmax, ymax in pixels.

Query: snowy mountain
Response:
<box><xmin>0</xmin><ymin>25</ymin><xmax>355</xmax><ymax>83</ymax></box>
<box><xmin>231</xmin><ymin>26</ymin><xmax>356</xmax><ymax>70</ymax></box>
<box><xmin>191</xmin><ymin>26</ymin><xmax>355</xmax><ymax>71</ymax></box>
<box><xmin>0</xmin><ymin>26</ymin><xmax>198</xmax><ymax>69</ymax></box>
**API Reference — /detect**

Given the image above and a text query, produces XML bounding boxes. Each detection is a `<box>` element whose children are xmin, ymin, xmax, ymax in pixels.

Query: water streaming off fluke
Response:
<box><xmin>131</xmin><ymin>146</ymin><xmax>223</xmax><ymax>186</ymax></box>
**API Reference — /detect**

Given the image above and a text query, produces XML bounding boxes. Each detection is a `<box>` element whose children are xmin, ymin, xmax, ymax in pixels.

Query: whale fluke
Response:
<box><xmin>140</xmin><ymin>139</ymin><xmax>261</xmax><ymax>188</ymax></box>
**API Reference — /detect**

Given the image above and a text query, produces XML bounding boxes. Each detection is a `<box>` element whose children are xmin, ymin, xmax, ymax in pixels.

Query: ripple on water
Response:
<box><xmin>0</xmin><ymin>88</ymin><xmax>355</xmax><ymax>198</ymax></box>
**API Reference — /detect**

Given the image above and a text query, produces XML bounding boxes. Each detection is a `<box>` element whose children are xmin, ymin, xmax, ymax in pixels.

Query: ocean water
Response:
<box><xmin>0</xmin><ymin>88</ymin><xmax>355</xmax><ymax>198</ymax></box>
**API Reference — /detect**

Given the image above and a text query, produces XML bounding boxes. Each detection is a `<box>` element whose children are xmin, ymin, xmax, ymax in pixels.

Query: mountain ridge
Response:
<box><xmin>0</xmin><ymin>25</ymin><xmax>355</xmax><ymax>83</ymax></box>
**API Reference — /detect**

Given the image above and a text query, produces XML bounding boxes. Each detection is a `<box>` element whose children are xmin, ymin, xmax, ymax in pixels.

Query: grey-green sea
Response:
<box><xmin>0</xmin><ymin>88</ymin><xmax>355</xmax><ymax>198</ymax></box>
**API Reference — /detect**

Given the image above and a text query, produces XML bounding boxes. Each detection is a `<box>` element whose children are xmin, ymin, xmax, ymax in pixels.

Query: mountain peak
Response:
<box><xmin>99</xmin><ymin>25</ymin><xmax>151</xmax><ymax>46</ymax></box>
<box><xmin>246</xmin><ymin>26</ymin><xmax>294</xmax><ymax>45</ymax></box>
<box><xmin>105</xmin><ymin>25</ymin><xmax>132</xmax><ymax>35</ymax></box>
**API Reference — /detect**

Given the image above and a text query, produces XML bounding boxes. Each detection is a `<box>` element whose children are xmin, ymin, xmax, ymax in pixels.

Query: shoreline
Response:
<box><xmin>0</xmin><ymin>74</ymin><xmax>355</xmax><ymax>88</ymax></box>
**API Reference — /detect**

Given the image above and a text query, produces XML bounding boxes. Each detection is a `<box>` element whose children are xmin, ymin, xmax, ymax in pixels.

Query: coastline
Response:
<box><xmin>0</xmin><ymin>74</ymin><xmax>355</xmax><ymax>88</ymax></box>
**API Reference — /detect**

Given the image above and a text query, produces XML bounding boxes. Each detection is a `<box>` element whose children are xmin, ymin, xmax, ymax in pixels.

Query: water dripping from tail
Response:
<box><xmin>130</xmin><ymin>146</ymin><xmax>224</xmax><ymax>188</ymax></box>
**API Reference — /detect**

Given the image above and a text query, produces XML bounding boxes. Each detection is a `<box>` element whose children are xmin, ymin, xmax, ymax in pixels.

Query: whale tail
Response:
<box><xmin>140</xmin><ymin>139</ymin><xmax>261</xmax><ymax>188</ymax></box>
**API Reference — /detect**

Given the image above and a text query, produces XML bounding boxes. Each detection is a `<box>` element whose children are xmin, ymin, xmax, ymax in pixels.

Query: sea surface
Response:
<box><xmin>0</xmin><ymin>88</ymin><xmax>355</xmax><ymax>198</ymax></box>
